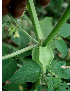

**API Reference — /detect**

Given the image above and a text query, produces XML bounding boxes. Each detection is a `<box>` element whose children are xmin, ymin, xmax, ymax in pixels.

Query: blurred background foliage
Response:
<box><xmin>2</xmin><ymin>0</ymin><xmax>70</xmax><ymax>68</ymax></box>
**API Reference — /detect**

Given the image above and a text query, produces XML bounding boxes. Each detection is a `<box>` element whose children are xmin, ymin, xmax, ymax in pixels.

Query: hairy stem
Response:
<box><xmin>41</xmin><ymin>70</ymin><xmax>48</xmax><ymax>85</ymax></box>
<box><xmin>27</xmin><ymin>0</ymin><xmax>44</xmax><ymax>43</ymax></box>
<box><xmin>2</xmin><ymin>44</ymin><xmax>38</xmax><ymax>60</ymax></box>
<box><xmin>43</xmin><ymin>4</ymin><xmax>70</xmax><ymax>46</ymax></box>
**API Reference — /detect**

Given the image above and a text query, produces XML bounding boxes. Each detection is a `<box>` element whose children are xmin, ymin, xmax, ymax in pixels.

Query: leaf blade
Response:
<box><xmin>2</xmin><ymin>58</ymin><xmax>17</xmax><ymax>83</ymax></box>
<box><xmin>11</xmin><ymin>29</ymin><xmax>30</xmax><ymax>47</ymax></box>
<box><xmin>32</xmin><ymin>46</ymin><xmax>54</xmax><ymax>73</ymax></box>
<box><xmin>9</xmin><ymin>63</ymin><xmax>41</xmax><ymax>84</ymax></box>
<box><xmin>59</xmin><ymin>23</ymin><xmax>70</xmax><ymax>38</ymax></box>
<box><xmin>55</xmin><ymin>38</ymin><xmax>67</xmax><ymax>57</ymax></box>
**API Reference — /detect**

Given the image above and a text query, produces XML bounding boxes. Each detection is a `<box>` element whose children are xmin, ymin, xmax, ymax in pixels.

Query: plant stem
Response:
<box><xmin>27</xmin><ymin>0</ymin><xmax>44</xmax><ymax>43</ymax></box>
<box><xmin>19</xmin><ymin>26</ymin><xmax>39</xmax><ymax>44</ymax></box>
<box><xmin>41</xmin><ymin>70</ymin><xmax>48</xmax><ymax>83</ymax></box>
<box><xmin>2</xmin><ymin>44</ymin><xmax>38</xmax><ymax>60</ymax></box>
<box><xmin>10</xmin><ymin>15</ymin><xmax>39</xmax><ymax>44</ymax></box>
<box><xmin>43</xmin><ymin>4</ymin><xmax>70</xmax><ymax>46</ymax></box>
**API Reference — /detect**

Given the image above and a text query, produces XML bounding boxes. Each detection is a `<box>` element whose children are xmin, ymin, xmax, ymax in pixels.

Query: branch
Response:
<box><xmin>43</xmin><ymin>4</ymin><xmax>70</xmax><ymax>46</ymax></box>
<box><xmin>2</xmin><ymin>44</ymin><xmax>38</xmax><ymax>60</ymax></box>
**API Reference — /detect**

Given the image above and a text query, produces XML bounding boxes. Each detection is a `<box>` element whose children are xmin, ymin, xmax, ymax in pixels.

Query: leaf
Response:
<box><xmin>2</xmin><ymin>58</ymin><xmax>17</xmax><ymax>83</ymax></box>
<box><xmin>59</xmin><ymin>23</ymin><xmax>70</xmax><ymax>38</ymax></box>
<box><xmin>49</xmin><ymin>40</ymin><xmax>56</xmax><ymax>50</ymax></box>
<box><xmin>55</xmin><ymin>38</ymin><xmax>67</xmax><ymax>57</ymax></box>
<box><xmin>32</xmin><ymin>47</ymin><xmax>40</xmax><ymax>66</ymax></box>
<box><xmin>51</xmin><ymin>60</ymin><xmax>70</xmax><ymax>78</ymax></box>
<box><xmin>11</xmin><ymin>29</ymin><xmax>30</xmax><ymax>47</ymax></box>
<box><xmin>2</xmin><ymin>22</ymin><xmax>7</xmax><ymax>27</ymax></box>
<box><xmin>2</xmin><ymin>46</ymin><xmax>8</xmax><ymax>56</ymax></box>
<box><xmin>9</xmin><ymin>63</ymin><xmax>41</xmax><ymax>84</ymax></box>
<box><xmin>42</xmin><ymin>86</ymin><xmax>48</xmax><ymax>91</ymax></box>
<box><xmin>39</xmin><ymin>46</ymin><xmax>54</xmax><ymax>73</ymax></box>
<box><xmin>48</xmin><ymin>78</ymin><xmax>54</xmax><ymax>91</ymax></box>
<box><xmin>17</xmin><ymin>58</ymin><xmax>34</xmax><ymax>66</ymax></box>
<box><xmin>17</xmin><ymin>48</ymin><xmax>32</xmax><ymax>58</ymax></box>
<box><xmin>32</xmin><ymin>46</ymin><xmax>54</xmax><ymax>73</ymax></box>
<box><xmin>40</xmin><ymin>17</ymin><xmax>53</xmax><ymax>38</ymax></box>
<box><xmin>47</xmin><ymin>76</ymin><xmax>61</xmax><ymax>90</ymax></box>
<box><xmin>36</xmin><ymin>85</ymin><xmax>42</xmax><ymax>91</ymax></box>
<box><xmin>52</xmin><ymin>77</ymin><xmax>61</xmax><ymax>87</ymax></box>
<box><xmin>59</xmin><ymin>82</ymin><xmax>69</xmax><ymax>91</ymax></box>
<box><xmin>3</xmin><ymin>83</ymin><xmax>23</xmax><ymax>91</ymax></box>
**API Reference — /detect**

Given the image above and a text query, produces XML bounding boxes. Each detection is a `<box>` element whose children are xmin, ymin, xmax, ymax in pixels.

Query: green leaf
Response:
<box><xmin>3</xmin><ymin>83</ymin><xmax>23</xmax><ymax>91</ymax></box>
<box><xmin>36</xmin><ymin>85</ymin><xmax>42</xmax><ymax>91</ymax></box>
<box><xmin>48</xmin><ymin>78</ymin><xmax>54</xmax><ymax>91</ymax></box>
<box><xmin>2</xmin><ymin>58</ymin><xmax>17</xmax><ymax>83</ymax></box>
<box><xmin>17</xmin><ymin>58</ymin><xmax>34</xmax><ymax>66</ymax></box>
<box><xmin>52</xmin><ymin>77</ymin><xmax>61</xmax><ymax>88</ymax></box>
<box><xmin>9</xmin><ymin>63</ymin><xmax>41</xmax><ymax>84</ymax></box>
<box><xmin>47</xmin><ymin>77</ymin><xmax>61</xmax><ymax>90</ymax></box>
<box><xmin>32</xmin><ymin>47</ymin><xmax>40</xmax><ymax>65</ymax></box>
<box><xmin>59</xmin><ymin>23</ymin><xmax>70</xmax><ymax>38</ymax></box>
<box><xmin>2</xmin><ymin>46</ymin><xmax>8</xmax><ymax>56</ymax></box>
<box><xmin>55</xmin><ymin>38</ymin><xmax>67</xmax><ymax>57</ymax></box>
<box><xmin>39</xmin><ymin>46</ymin><xmax>54</xmax><ymax>73</ymax></box>
<box><xmin>40</xmin><ymin>17</ymin><xmax>53</xmax><ymax>38</ymax></box>
<box><xmin>59</xmin><ymin>82</ymin><xmax>69</xmax><ymax>91</ymax></box>
<box><xmin>49</xmin><ymin>40</ymin><xmax>56</xmax><ymax>50</ymax></box>
<box><xmin>2</xmin><ymin>22</ymin><xmax>7</xmax><ymax>27</ymax></box>
<box><xmin>11</xmin><ymin>29</ymin><xmax>30</xmax><ymax>47</ymax></box>
<box><xmin>17</xmin><ymin>48</ymin><xmax>32</xmax><ymax>58</ymax></box>
<box><xmin>32</xmin><ymin>46</ymin><xmax>54</xmax><ymax>73</ymax></box>
<box><xmin>51</xmin><ymin>60</ymin><xmax>70</xmax><ymax>78</ymax></box>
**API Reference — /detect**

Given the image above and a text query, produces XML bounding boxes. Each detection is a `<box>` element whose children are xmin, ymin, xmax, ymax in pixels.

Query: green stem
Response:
<box><xmin>19</xmin><ymin>26</ymin><xmax>39</xmax><ymax>44</ymax></box>
<box><xmin>10</xmin><ymin>15</ymin><xmax>39</xmax><ymax>44</ymax></box>
<box><xmin>41</xmin><ymin>70</ymin><xmax>48</xmax><ymax>84</ymax></box>
<box><xmin>43</xmin><ymin>4</ymin><xmax>70</xmax><ymax>46</ymax></box>
<box><xmin>2</xmin><ymin>44</ymin><xmax>38</xmax><ymax>60</ymax></box>
<box><xmin>27</xmin><ymin>0</ymin><xmax>44</xmax><ymax>43</ymax></box>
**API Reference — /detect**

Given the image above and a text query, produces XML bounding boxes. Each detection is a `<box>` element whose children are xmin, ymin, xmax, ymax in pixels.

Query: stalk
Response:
<box><xmin>27</xmin><ymin>0</ymin><xmax>44</xmax><ymax>43</ymax></box>
<box><xmin>43</xmin><ymin>4</ymin><xmax>70</xmax><ymax>46</ymax></box>
<box><xmin>2</xmin><ymin>44</ymin><xmax>38</xmax><ymax>60</ymax></box>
